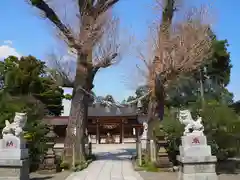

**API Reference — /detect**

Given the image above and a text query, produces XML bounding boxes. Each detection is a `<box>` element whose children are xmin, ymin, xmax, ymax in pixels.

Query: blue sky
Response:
<box><xmin>0</xmin><ymin>0</ymin><xmax>239</xmax><ymax>102</ymax></box>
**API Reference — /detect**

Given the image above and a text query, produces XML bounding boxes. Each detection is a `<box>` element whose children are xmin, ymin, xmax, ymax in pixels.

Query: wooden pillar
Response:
<box><xmin>135</xmin><ymin>127</ymin><xmax>139</xmax><ymax>156</ymax></box>
<box><xmin>120</xmin><ymin>120</ymin><xmax>122</xmax><ymax>144</ymax></box>
<box><xmin>120</xmin><ymin>119</ymin><xmax>125</xmax><ymax>144</ymax></box>
<box><xmin>96</xmin><ymin>119</ymin><xmax>100</xmax><ymax>144</ymax></box>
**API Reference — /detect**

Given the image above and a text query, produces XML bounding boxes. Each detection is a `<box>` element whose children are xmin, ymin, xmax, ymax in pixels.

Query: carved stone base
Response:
<box><xmin>177</xmin><ymin>135</ymin><xmax>218</xmax><ymax>180</ymax></box>
<box><xmin>177</xmin><ymin>156</ymin><xmax>218</xmax><ymax>180</ymax></box>
<box><xmin>0</xmin><ymin>159</ymin><xmax>29</xmax><ymax>180</ymax></box>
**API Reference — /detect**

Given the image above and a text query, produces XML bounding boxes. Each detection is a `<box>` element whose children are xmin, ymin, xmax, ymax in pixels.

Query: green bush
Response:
<box><xmin>25</xmin><ymin>122</ymin><xmax>49</xmax><ymax>172</ymax></box>
<box><xmin>160</xmin><ymin>108</ymin><xmax>184</xmax><ymax>165</ymax></box>
<box><xmin>59</xmin><ymin>154</ymin><xmax>96</xmax><ymax>172</ymax></box>
<box><xmin>87</xmin><ymin>154</ymin><xmax>97</xmax><ymax>161</ymax></box>
<box><xmin>60</xmin><ymin>161</ymin><xmax>70</xmax><ymax>170</ymax></box>
<box><xmin>199</xmin><ymin>101</ymin><xmax>240</xmax><ymax>160</ymax></box>
<box><xmin>138</xmin><ymin>151</ymin><xmax>160</xmax><ymax>172</ymax></box>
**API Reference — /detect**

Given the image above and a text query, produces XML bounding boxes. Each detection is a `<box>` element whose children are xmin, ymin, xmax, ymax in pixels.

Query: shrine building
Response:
<box><xmin>44</xmin><ymin>88</ymin><xmax>145</xmax><ymax>144</ymax></box>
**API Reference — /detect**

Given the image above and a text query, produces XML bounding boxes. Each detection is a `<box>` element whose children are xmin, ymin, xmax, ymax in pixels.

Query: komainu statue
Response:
<box><xmin>2</xmin><ymin>112</ymin><xmax>27</xmax><ymax>137</ymax></box>
<box><xmin>178</xmin><ymin>109</ymin><xmax>204</xmax><ymax>136</ymax></box>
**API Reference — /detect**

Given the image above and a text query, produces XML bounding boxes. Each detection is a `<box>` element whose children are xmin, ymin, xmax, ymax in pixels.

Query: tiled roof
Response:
<box><xmin>88</xmin><ymin>103</ymin><xmax>137</xmax><ymax>116</ymax></box>
<box><xmin>62</xmin><ymin>101</ymin><xmax>137</xmax><ymax>117</ymax></box>
<box><xmin>61</xmin><ymin>87</ymin><xmax>138</xmax><ymax>117</ymax></box>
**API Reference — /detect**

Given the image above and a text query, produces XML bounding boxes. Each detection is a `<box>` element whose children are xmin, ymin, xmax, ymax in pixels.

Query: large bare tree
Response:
<box><xmin>137</xmin><ymin>0</ymin><xmax>213</xmax><ymax>139</ymax></box>
<box><xmin>27</xmin><ymin>0</ymin><xmax>120</xmax><ymax>163</ymax></box>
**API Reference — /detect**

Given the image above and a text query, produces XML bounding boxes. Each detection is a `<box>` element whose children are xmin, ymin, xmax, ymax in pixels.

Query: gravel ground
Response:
<box><xmin>139</xmin><ymin>171</ymin><xmax>240</xmax><ymax>180</ymax></box>
<box><xmin>30</xmin><ymin>171</ymin><xmax>71</xmax><ymax>180</ymax></box>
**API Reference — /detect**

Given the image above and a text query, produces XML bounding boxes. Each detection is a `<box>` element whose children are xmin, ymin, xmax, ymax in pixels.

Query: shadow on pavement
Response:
<box><xmin>95</xmin><ymin>148</ymin><xmax>136</xmax><ymax>161</ymax></box>
<box><xmin>30</xmin><ymin>176</ymin><xmax>53</xmax><ymax>180</ymax></box>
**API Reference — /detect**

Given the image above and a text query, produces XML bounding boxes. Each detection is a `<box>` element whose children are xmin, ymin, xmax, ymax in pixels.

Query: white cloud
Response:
<box><xmin>3</xmin><ymin>40</ymin><xmax>13</xmax><ymax>45</ymax></box>
<box><xmin>0</xmin><ymin>44</ymin><xmax>20</xmax><ymax>60</ymax></box>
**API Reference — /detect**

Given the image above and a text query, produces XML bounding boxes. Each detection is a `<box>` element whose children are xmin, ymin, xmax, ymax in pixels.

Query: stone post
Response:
<box><xmin>137</xmin><ymin>140</ymin><xmax>142</xmax><ymax>166</ymax></box>
<box><xmin>177</xmin><ymin>133</ymin><xmax>218</xmax><ymax>180</ymax></box>
<box><xmin>39</xmin><ymin>125</ymin><xmax>57</xmax><ymax>173</ymax></box>
<box><xmin>150</xmin><ymin>140</ymin><xmax>156</xmax><ymax>162</ymax></box>
<box><xmin>88</xmin><ymin>142</ymin><xmax>92</xmax><ymax>156</ymax></box>
<box><xmin>87</xmin><ymin>134</ymin><xmax>92</xmax><ymax>157</ymax></box>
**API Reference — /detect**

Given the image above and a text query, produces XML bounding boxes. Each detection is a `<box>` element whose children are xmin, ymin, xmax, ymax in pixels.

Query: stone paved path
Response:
<box><xmin>65</xmin><ymin>144</ymin><xmax>143</xmax><ymax>180</ymax></box>
<box><xmin>30</xmin><ymin>170</ymin><xmax>71</xmax><ymax>180</ymax></box>
<box><xmin>139</xmin><ymin>171</ymin><xmax>240</xmax><ymax>180</ymax></box>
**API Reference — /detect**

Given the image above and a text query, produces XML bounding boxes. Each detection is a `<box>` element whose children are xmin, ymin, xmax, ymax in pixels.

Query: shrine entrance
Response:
<box><xmin>87</xmin><ymin>117</ymin><xmax>142</xmax><ymax>144</ymax></box>
<box><xmin>44</xmin><ymin>105</ymin><xmax>144</xmax><ymax>145</ymax></box>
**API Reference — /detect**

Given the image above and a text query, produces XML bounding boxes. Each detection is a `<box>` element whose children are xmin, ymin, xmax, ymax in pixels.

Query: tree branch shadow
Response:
<box><xmin>95</xmin><ymin>148</ymin><xmax>136</xmax><ymax>161</ymax></box>
<box><xmin>30</xmin><ymin>176</ymin><xmax>53</xmax><ymax>180</ymax></box>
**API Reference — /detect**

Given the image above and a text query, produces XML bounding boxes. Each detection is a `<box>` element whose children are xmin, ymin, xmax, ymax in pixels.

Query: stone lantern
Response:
<box><xmin>155</xmin><ymin>124</ymin><xmax>172</xmax><ymax>169</ymax></box>
<box><xmin>39</xmin><ymin>125</ymin><xmax>57</xmax><ymax>173</ymax></box>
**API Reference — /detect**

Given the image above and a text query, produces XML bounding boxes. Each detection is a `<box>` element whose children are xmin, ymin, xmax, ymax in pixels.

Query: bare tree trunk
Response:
<box><xmin>147</xmin><ymin>98</ymin><xmax>163</xmax><ymax>140</ymax></box>
<box><xmin>64</xmin><ymin>54</ymin><xmax>92</xmax><ymax>164</ymax></box>
<box><xmin>146</xmin><ymin>0</ymin><xmax>175</xmax><ymax>141</ymax></box>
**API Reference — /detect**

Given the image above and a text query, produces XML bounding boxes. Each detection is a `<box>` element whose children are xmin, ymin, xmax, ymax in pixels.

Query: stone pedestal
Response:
<box><xmin>0</xmin><ymin>134</ymin><xmax>29</xmax><ymax>180</ymax></box>
<box><xmin>177</xmin><ymin>134</ymin><xmax>218</xmax><ymax>180</ymax></box>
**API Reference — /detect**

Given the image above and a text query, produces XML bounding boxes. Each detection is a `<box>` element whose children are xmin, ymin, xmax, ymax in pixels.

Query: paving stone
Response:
<box><xmin>139</xmin><ymin>171</ymin><xmax>240</xmax><ymax>180</ymax></box>
<box><xmin>30</xmin><ymin>171</ymin><xmax>71</xmax><ymax>180</ymax></box>
<box><xmin>65</xmin><ymin>144</ymin><xmax>143</xmax><ymax>180</ymax></box>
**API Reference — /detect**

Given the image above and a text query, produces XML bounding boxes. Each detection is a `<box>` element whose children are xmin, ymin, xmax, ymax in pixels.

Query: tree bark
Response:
<box><xmin>63</xmin><ymin>54</ymin><xmax>92</xmax><ymax>164</ymax></box>
<box><xmin>146</xmin><ymin>0</ymin><xmax>175</xmax><ymax>139</ymax></box>
<box><xmin>147</xmin><ymin>99</ymin><xmax>162</xmax><ymax>140</ymax></box>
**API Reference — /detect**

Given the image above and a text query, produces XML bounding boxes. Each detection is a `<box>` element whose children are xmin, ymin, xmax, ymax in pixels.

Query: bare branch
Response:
<box><xmin>136</xmin><ymin>4</ymin><xmax>213</xmax><ymax>96</ymax></box>
<box><xmin>92</xmin><ymin>14</ymin><xmax>120</xmax><ymax>68</ymax></box>
<box><xmin>96</xmin><ymin>0</ymin><xmax>119</xmax><ymax>17</ymax></box>
<box><xmin>29</xmin><ymin>0</ymin><xmax>80</xmax><ymax>50</ymax></box>
<box><xmin>46</xmin><ymin>52</ymin><xmax>75</xmax><ymax>87</ymax></box>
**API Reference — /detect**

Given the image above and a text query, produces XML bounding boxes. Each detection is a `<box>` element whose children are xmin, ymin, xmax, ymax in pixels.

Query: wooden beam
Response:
<box><xmin>120</xmin><ymin>119</ymin><xmax>125</xmax><ymax>144</ymax></box>
<box><xmin>96</xmin><ymin>119</ymin><xmax>100</xmax><ymax>144</ymax></box>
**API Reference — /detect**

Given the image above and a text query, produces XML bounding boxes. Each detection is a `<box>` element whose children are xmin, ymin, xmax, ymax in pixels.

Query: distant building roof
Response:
<box><xmin>61</xmin><ymin>87</ymin><xmax>139</xmax><ymax>117</ymax></box>
<box><xmin>88</xmin><ymin>103</ymin><xmax>137</xmax><ymax>116</ymax></box>
<box><xmin>62</xmin><ymin>101</ymin><xmax>137</xmax><ymax>117</ymax></box>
